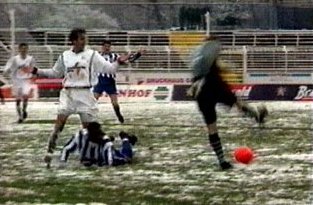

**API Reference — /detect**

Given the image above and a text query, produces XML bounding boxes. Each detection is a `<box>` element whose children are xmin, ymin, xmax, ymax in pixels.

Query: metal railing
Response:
<box><xmin>2</xmin><ymin>29</ymin><xmax>313</xmax><ymax>47</ymax></box>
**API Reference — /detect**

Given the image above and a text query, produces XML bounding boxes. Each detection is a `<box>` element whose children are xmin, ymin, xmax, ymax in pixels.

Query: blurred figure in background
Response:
<box><xmin>4</xmin><ymin>43</ymin><xmax>36</xmax><ymax>122</ymax></box>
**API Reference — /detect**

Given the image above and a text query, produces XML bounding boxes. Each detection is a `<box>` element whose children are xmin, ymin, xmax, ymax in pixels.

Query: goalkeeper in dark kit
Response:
<box><xmin>187</xmin><ymin>36</ymin><xmax>268</xmax><ymax>170</ymax></box>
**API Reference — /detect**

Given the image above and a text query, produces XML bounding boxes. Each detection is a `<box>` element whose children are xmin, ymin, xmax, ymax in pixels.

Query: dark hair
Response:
<box><xmin>87</xmin><ymin>122</ymin><xmax>105</xmax><ymax>144</ymax></box>
<box><xmin>18</xmin><ymin>43</ymin><xmax>28</xmax><ymax>48</ymax></box>
<box><xmin>68</xmin><ymin>28</ymin><xmax>86</xmax><ymax>42</ymax></box>
<box><xmin>102</xmin><ymin>39</ymin><xmax>111</xmax><ymax>45</ymax></box>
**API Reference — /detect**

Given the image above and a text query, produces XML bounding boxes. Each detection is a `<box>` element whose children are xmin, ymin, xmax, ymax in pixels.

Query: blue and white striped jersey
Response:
<box><xmin>60</xmin><ymin>129</ymin><xmax>103</xmax><ymax>163</ymax></box>
<box><xmin>99</xmin><ymin>52</ymin><xmax>119</xmax><ymax>78</ymax></box>
<box><xmin>101</xmin><ymin>139</ymin><xmax>133</xmax><ymax>166</ymax></box>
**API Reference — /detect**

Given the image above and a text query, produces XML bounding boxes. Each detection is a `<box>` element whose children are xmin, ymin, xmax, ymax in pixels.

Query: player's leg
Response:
<box><xmin>78</xmin><ymin>89</ymin><xmax>99</xmax><ymax>129</ymax></box>
<box><xmin>22</xmin><ymin>96</ymin><xmax>28</xmax><ymax>119</ymax></box>
<box><xmin>21</xmin><ymin>83</ymin><xmax>32</xmax><ymax>120</ymax></box>
<box><xmin>93</xmin><ymin>83</ymin><xmax>103</xmax><ymax>100</ymax></box>
<box><xmin>0</xmin><ymin>88</ymin><xmax>4</xmax><ymax>104</ymax></box>
<box><xmin>217</xmin><ymin>78</ymin><xmax>267</xmax><ymax>123</ymax></box>
<box><xmin>109</xmin><ymin>94</ymin><xmax>124</xmax><ymax>123</ymax></box>
<box><xmin>13</xmin><ymin>85</ymin><xmax>23</xmax><ymax>123</ymax></box>
<box><xmin>47</xmin><ymin>114</ymin><xmax>69</xmax><ymax>153</ymax></box>
<box><xmin>44</xmin><ymin>113</ymin><xmax>69</xmax><ymax>168</ymax></box>
<box><xmin>94</xmin><ymin>92</ymin><xmax>102</xmax><ymax>100</ymax></box>
<box><xmin>196</xmin><ymin>76</ymin><xmax>232</xmax><ymax>170</ymax></box>
<box><xmin>198</xmin><ymin>99</ymin><xmax>232</xmax><ymax>170</ymax></box>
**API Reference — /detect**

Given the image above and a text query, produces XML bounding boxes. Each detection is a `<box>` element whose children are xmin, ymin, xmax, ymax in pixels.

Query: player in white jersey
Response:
<box><xmin>4</xmin><ymin>43</ymin><xmax>35</xmax><ymax>122</ymax></box>
<box><xmin>24</xmin><ymin>28</ymin><xmax>131</xmax><ymax>167</ymax></box>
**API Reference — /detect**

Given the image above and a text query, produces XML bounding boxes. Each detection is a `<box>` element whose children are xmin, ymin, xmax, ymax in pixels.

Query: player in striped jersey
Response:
<box><xmin>101</xmin><ymin>131</ymin><xmax>137</xmax><ymax>166</ymax></box>
<box><xmin>93</xmin><ymin>40</ymin><xmax>143</xmax><ymax>124</ymax></box>
<box><xmin>3</xmin><ymin>43</ymin><xmax>36</xmax><ymax>122</ymax></box>
<box><xmin>93</xmin><ymin>40</ymin><xmax>124</xmax><ymax>123</ymax></box>
<box><xmin>60</xmin><ymin>122</ymin><xmax>137</xmax><ymax>167</ymax></box>
<box><xmin>60</xmin><ymin>121</ymin><xmax>106</xmax><ymax>166</ymax></box>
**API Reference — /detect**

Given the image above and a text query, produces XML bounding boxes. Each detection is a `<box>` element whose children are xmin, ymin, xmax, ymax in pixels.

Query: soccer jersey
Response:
<box><xmin>4</xmin><ymin>54</ymin><xmax>35</xmax><ymax>81</ymax></box>
<box><xmin>99</xmin><ymin>52</ymin><xmax>119</xmax><ymax>78</ymax></box>
<box><xmin>60</xmin><ymin>129</ymin><xmax>102</xmax><ymax>163</ymax></box>
<box><xmin>37</xmin><ymin>48</ymin><xmax>119</xmax><ymax>88</ymax></box>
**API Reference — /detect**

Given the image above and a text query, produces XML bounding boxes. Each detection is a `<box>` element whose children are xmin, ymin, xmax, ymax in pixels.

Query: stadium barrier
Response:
<box><xmin>1</xmin><ymin>81</ymin><xmax>312</xmax><ymax>101</ymax></box>
<box><xmin>172</xmin><ymin>84</ymin><xmax>313</xmax><ymax>101</ymax></box>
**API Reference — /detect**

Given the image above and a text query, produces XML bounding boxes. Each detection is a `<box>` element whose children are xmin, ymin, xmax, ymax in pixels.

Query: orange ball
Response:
<box><xmin>234</xmin><ymin>147</ymin><xmax>254</xmax><ymax>164</ymax></box>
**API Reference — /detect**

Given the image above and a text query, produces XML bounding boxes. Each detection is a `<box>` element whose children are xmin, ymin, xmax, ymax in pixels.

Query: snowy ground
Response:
<box><xmin>0</xmin><ymin>101</ymin><xmax>312</xmax><ymax>205</ymax></box>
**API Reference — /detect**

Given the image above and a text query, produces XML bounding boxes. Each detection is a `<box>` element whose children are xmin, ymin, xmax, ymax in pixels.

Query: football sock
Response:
<box><xmin>209</xmin><ymin>133</ymin><xmax>226</xmax><ymax>164</ymax></box>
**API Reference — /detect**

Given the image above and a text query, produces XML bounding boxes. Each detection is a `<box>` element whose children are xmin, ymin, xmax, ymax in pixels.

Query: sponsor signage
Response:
<box><xmin>245</xmin><ymin>73</ymin><xmax>313</xmax><ymax>84</ymax></box>
<box><xmin>172</xmin><ymin>84</ymin><xmax>313</xmax><ymax>101</ymax></box>
<box><xmin>98</xmin><ymin>85</ymin><xmax>173</xmax><ymax>103</ymax></box>
<box><xmin>126</xmin><ymin>72</ymin><xmax>193</xmax><ymax>85</ymax></box>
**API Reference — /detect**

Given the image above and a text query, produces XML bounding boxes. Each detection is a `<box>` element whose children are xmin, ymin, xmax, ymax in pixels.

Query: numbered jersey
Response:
<box><xmin>4</xmin><ymin>54</ymin><xmax>35</xmax><ymax>81</ymax></box>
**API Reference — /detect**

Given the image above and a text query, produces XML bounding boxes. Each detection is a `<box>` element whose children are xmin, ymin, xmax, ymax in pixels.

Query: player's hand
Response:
<box><xmin>137</xmin><ymin>47</ymin><xmax>146</xmax><ymax>55</ymax></box>
<box><xmin>117</xmin><ymin>53</ymin><xmax>132</xmax><ymax>64</ymax></box>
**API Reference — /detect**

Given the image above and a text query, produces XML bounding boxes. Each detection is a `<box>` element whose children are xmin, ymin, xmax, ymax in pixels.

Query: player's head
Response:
<box><xmin>102</xmin><ymin>39</ymin><xmax>111</xmax><ymax>54</ymax></box>
<box><xmin>69</xmin><ymin>28</ymin><xmax>86</xmax><ymax>52</ymax></box>
<box><xmin>18</xmin><ymin>43</ymin><xmax>28</xmax><ymax>57</ymax></box>
<box><xmin>87</xmin><ymin>121</ymin><xmax>105</xmax><ymax>143</ymax></box>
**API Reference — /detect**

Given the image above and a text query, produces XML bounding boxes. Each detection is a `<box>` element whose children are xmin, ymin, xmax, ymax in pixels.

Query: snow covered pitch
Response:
<box><xmin>0</xmin><ymin>101</ymin><xmax>312</xmax><ymax>204</ymax></box>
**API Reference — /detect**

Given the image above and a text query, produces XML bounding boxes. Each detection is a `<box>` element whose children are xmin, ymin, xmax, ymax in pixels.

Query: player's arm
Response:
<box><xmin>60</xmin><ymin>134</ymin><xmax>79</xmax><ymax>162</ymax></box>
<box><xmin>128</xmin><ymin>48</ymin><xmax>145</xmax><ymax>63</ymax></box>
<box><xmin>31</xmin><ymin>55</ymin><xmax>65</xmax><ymax>78</ymax></box>
<box><xmin>3</xmin><ymin>56</ymin><xmax>15</xmax><ymax>76</ymax></box>
<box><xmin>93</xmin><ymin>51</ymin><xmax>130</xmax><ymax>74</ymax></box>
<box><xmin>102</xmin><ymin>141</ymin><xmax>114</xmax><ymax>166</ymax></box>
<box><xmin>30</xmin><ymin>56</ymin><xmax>36</xmax><ymax>68</ymax></box>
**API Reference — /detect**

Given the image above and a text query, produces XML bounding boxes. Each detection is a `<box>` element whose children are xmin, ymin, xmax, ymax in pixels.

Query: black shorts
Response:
<box><xmin>196</xmin><ymin>73</ymin><xmax>237</xmax><ymax>124</ymax></box>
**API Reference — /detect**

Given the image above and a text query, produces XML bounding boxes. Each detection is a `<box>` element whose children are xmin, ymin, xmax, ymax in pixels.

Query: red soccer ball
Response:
<box><xmin>234</xmin><ymin>147</ymin><xmax>254</xmax><ymax>164</ymax></box>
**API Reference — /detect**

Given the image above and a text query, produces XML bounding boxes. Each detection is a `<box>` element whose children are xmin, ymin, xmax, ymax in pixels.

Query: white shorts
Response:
<box><xmin>12</xmin><ymin>79</ymin><xmax>33</xmax><ymax>98</ymax></box>
<box><xmin>58</xmin><ymin>88</ymin><xmax>98</xmax><ymax>122</ymax></box>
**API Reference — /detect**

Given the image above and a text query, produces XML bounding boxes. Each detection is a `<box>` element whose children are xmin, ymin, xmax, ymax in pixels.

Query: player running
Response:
<box><xmin>4</xmin><ymin>43</ymin><xmax>36</xmax><ymax>122</ymax></box>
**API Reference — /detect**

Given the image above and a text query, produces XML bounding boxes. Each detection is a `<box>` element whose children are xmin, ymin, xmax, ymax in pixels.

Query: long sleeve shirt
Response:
<box><xmin>37</xmin><ymin>48</ymin><xmax>119</xmax><ymax>88</ymax></box>
<box><xmin>60</xmin><ymin>129</ymin><xmax>102</xmax><ymax>163</ymax></box>
<box><xmin>4</xmin><ymin>54</ymin><xmax>35</xmax><ymax>82</ymax></box>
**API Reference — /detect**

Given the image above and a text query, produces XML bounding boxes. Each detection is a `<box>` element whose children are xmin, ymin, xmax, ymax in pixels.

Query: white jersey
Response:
<box><xmin>4</xmin><ymin>54</ymin><xmax>35</xmax><ymax>81</ymax></box>
<box><xmin>37</xmin><ymin>48</ymin><xmax>119</xmax><ymax>88</ymax></box>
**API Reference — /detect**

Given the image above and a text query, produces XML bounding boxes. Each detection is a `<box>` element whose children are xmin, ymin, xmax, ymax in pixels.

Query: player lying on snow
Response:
<box><xmin>60</xmin><ymin>122</ymin><xmax>138</xmax><ymax>167</ymax></box>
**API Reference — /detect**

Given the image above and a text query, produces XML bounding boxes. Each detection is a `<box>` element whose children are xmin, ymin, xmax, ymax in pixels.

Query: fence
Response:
<box><xmin>1</xmin><ymin>30</ymin><xmax>313</xmax><ymax>84</ymax></box>
<box><xmin>2</xmin><ymin>29</ymin><xmax>313</xmax><ymax>47</ymax></box>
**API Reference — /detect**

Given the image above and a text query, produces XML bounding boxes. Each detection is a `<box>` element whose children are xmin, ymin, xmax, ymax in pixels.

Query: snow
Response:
<box><xmin>0</xmin><ymin>101</ymin><xmax>312</xmax><ymax>204</ymax></box>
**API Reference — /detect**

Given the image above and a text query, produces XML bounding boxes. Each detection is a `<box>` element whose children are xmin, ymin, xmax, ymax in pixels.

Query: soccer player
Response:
<box><xmin>93</xmin><ymin>40</ymin><xmax>143</xmax><ymax>123</ymax></box>
<box><xmin>24</xmin><ymin>28</ymin><xmax>131</xmax><ymax>166</ymax></box>
<box><xmin>60</xmin><ymin>124</ymin><xmax>137</xmax><ymax>167</ymax></box>
<box><xmin>3</xmin><ymin>43</ymin><xmax>36</xmax><ymax>122</ymax></box>
<box><xmin>93</xmin><ymin>40</ymin><xmax>124</xmax><ymax>123</ymax></box>
<box><xmin>101</xmin><ymin>131</ymin><xmax>137</xmax><ymax>166</ymax></box>
<box><xmin>60</xmin><ymin>121</ymin><xmax>105</xmax><ymax>166</ymax></box>
<box><xmin>188</xmin><ymin>36</ymin><xmax>268</xmax><ymax>170</ymax></box>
